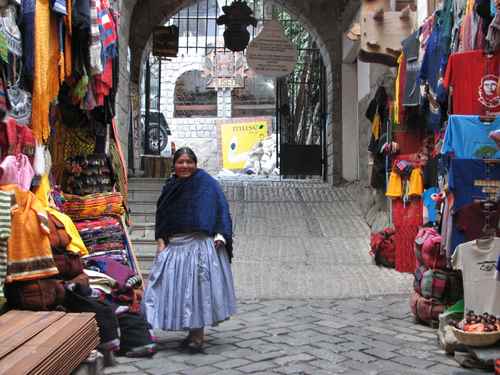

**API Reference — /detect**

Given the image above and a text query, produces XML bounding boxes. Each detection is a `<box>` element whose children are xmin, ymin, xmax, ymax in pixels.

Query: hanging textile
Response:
<box><xmin>0</xmin><ymin>185</ymin><xmax>58</xmax><ymax>283</ymax></box>
<box><xmin>393</xmin><ymin>199</ymin><xmax>423</xmax><ymax>273</ymax></box>
<box><xmin>32</xmin><ymin>0</ymin><xmax>60</xmax><ymax>142</ymax></box>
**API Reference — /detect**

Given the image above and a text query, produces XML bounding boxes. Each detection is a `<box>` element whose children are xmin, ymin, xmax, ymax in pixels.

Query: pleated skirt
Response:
<box><xmin>142</xmin><ymin>232</ymin><xmax>237</xmax><ymax>331</ymax></box>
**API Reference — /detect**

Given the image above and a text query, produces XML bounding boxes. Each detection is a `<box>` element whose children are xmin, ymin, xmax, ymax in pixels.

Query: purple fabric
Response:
<box><xmin>86</xmin><ymin>256</ymin><xmax>135</xmax><ymax>289</ymax></box>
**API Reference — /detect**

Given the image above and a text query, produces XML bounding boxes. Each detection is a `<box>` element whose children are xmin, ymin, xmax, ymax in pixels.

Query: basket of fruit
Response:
<box><xmin>451</xmin><ymin>311</ymin><xmax>500</xmax><ymax>347</ymax></box>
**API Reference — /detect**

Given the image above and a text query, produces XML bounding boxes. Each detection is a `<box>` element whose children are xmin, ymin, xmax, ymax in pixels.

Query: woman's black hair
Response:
<box><xmin>173</xmin><ymin>147</ymin><xmax>198</xmax><ymax>165</ymax></box>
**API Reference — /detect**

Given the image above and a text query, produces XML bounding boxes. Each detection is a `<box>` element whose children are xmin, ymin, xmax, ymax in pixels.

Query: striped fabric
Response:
<box><xmin>0</xmin><ymin>191</ymin><xmax>12</xmax><ymax>298</ymax></box>
<box><xmin>96</xmin><ymin>0</ymin><xmax>117</xmax><ymax>65</ymax></box>
<box><xmin>89</xmin><ymin>0</ymin><xmax>102</xmax><ymax>74</ymax></box>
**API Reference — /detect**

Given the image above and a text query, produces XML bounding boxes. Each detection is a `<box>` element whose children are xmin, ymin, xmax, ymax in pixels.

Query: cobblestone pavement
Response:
<box><xmin>107</xmin><ymin>297</ymin><xmax>477</xmax><ymax>375</ymax></box>
<box><xmin>121</xmin><ymin>180</ymin><xmax>469</xmax><ymax>374</ymax></box>
<box><xmin>225</xmin><ymin>181</ymin><xmax>412</xmax><ymax>300</ymax></box>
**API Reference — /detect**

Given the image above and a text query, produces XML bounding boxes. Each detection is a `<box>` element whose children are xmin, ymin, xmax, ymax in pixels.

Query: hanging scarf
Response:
<box><xmin>96</xmin><ymin>0</ymin><xmax>117</xmax><ymax>66</ymax></box>
<box><xmin>32</xmin><ymin>0</ymin><xmax>60</xmax><ymax>142</ymax></box>
<box><xmin>155</xmin><ymin>169</ymin><xmax>234</xmax><ymax>260</ymax></box>
<box><xmin>89</xmin><ymin>0</ymin><xmax>102</xmax><ymax>75</ymax></box>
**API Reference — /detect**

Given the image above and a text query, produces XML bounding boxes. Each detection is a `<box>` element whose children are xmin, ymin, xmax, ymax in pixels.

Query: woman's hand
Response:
<box><xmin>156</xmin><ymin>238</ymin><xmax>166</xmax><ymax>255</ymax></box>
<box><xmin>214</xmin><ymin>234</ymin><xmax>226</xmax><ymax>249</ymax></box>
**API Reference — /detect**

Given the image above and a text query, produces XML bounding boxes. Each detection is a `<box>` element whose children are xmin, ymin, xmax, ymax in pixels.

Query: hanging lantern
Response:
<box><xmin>216</xmin><ymin>0</ymin><xmax>257</xmax><ymax>52</ymax></box>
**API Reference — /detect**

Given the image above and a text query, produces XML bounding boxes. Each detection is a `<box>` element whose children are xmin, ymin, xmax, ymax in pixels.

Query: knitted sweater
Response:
<box><xmin>0</xmin><ymin>185</ymin><xmax>58</xmax><ymax>282</ymax></box>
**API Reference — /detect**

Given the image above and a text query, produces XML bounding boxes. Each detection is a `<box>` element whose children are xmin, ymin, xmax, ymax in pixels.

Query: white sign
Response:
<box><xmin>246</xmin><ymin>19</ymin><xmax>297</xmax><ymax>78</ymax></box>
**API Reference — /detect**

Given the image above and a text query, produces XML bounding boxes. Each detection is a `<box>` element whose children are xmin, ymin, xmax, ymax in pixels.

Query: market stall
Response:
<box><xmin>0</xmin><ymin>0</ymin><xmax>154</xmax><ymax>371</ymax></box>
<box><xmin>366</xmin><ymin>0</ymin><xmax>500</xmax><ymax>370</ymax></box>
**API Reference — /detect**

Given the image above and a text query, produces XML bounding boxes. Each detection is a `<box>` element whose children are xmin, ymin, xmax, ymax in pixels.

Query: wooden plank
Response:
<box><xmin>0</xmin><ymin>311</ymin><xmax>65</xmax><ymax>360</ymax></box>
<box><xmin>0</xmin><ymin>314</ymin><xmax>96</xmax><ymax>375</ymax></box>
<box><xmin>40</xmin><ymin>335</ymin><xmax>99</xmax><ymax>375</ymax></box>
<box><xmin>35</xmin><ymin>332</ymin><xmax>99</xmax><ymax>375</ymax></box>
<box><xmin>31</xmin><ymin>318</ymin><xmax>98</xmax><ymax>375</ymax></box>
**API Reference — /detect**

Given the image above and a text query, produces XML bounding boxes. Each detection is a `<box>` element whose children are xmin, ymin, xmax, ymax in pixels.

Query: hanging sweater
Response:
<box><xmin>0</xmin><ymin>185</ymin><xmax>58</xmax><ymax>283</ymax></box>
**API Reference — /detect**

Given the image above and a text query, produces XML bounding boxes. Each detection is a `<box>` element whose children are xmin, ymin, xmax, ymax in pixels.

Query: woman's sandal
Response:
<box><xmin>186</xmin><ymin>339</ymin><xmax>204</xmax><ymax>353</ymax></box>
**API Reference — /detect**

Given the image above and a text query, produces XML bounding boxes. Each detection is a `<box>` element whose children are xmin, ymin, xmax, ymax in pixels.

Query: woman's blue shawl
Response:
<box><xmin>155</xmin><ymin>169</ymin><xmax>233</xmax><ymax>260</ymax></box>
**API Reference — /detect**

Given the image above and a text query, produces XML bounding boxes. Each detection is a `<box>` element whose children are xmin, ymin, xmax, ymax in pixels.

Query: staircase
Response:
<box><xmin>127</xmin><ymin>177</ymin><xmax>164</xmax><ymax>279</ymax></box>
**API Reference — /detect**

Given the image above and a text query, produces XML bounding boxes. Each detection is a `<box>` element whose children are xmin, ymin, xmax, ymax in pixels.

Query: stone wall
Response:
<box><xmin>169</xmin><ymin>118</ymin><xmax>220</xmax><ymax>173</ymax></box>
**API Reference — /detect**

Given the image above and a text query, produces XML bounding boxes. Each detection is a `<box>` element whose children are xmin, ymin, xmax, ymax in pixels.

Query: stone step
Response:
<box><xmin>131</xmin><ymin>239</ymin><xmax>156</xmax><ymax>279</ymax></box>
<box><xmin>129</xmin><ymin>223</ymin><xmax>156</xmax><ymax>242</ymax></box>
<box><xmin>128</xmin><ymin>189</ymin><xmax>161</xmax><ymax>203</ymax></box>
<box><xmin>128</xmin><ymin>178</ymin><xmax>164</xmax><ymax>191</ymax></box>
<box><xmin>128</xmin><ymin>202</ymin><xmax>156</xmax><ymax>214</ymax></box>
<box><xmin>129</xmin><ymin>212</ymin><xmax>155</xmax><ymax>225</ymax></box>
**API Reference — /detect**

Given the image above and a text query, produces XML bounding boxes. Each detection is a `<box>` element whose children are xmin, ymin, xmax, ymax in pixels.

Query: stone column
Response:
<box><xmin>217</xmin><ymin>88</ymin><xmax>232</xmax><ymax>118</ymax></box>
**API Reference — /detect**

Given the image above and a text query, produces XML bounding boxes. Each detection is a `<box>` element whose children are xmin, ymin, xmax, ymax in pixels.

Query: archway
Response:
<box><xmin>125</xmin><ymin>0</ymin><xmax>360</xmax><ymax>183</ymax></box>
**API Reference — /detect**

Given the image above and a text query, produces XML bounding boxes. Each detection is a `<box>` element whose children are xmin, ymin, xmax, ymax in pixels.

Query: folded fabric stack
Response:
<box><xmin>75</xmin><ymin>216</ymin><xmax>125</xmax><ymax>254</ymax></box>
<box><xmin>83</xmin><ymin>250</ymin><xmax>130</xmax><ymax>266</ymax></box>
<box><xmin>62</xmin><ymin>192</ymin><xmax>124</xmax><ymax>220</ymax></box>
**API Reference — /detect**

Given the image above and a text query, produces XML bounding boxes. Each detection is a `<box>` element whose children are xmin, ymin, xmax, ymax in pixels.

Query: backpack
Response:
<box><xmin>420</xmin><ymin>269</ymin><xmax>463</xmax><ymax>304</ymax></box>
<box><xmin>370</xmin><ymin>227</ymin><xmax>396</xmax><ymax>268</ymax></box>
<box><xmin>414</xmin><ymin>227</ymin><xmax>447</xmax><ymax>269</ymax></box>
<box><xmin>410</xmin><ymin>290</ymin><xmax>448</xmax><ymax>325</ymax></box>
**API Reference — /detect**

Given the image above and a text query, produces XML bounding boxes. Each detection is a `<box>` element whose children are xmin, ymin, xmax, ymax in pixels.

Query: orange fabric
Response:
<box><xmin>65</xmin><ymin>0</ymin><xmax>73</xmax><ymax>79</ymax></box>
<box><xmin>0</xmin><ymin>185</ymin><xmax>58</xmax><ymax>283</ymax></box>
<box><xmin>32</xmin><ymin>0</ymin><xmax>61</xmax><ymax>143</ymax></box>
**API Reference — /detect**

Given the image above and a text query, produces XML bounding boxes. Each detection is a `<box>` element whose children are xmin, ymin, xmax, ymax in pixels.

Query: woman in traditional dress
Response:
<box><xmin>143</xmin><ymin>147</ymin><xmax>236</xmax><ymax>352</ymax></box>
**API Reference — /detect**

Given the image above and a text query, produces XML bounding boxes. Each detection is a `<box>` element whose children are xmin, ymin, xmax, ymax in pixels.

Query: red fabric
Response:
<box><xmin>393</xmin><ymin>130</ymin><xmax>425</xmax><ymax>154</ymax></box>
<box><xmin>392</xmin><ymin>199</ymin><xmax>423</xmax><ymax>273</ymax></box>
<box><xmin>443</xmin><ymin>50</ymin><xmax>500</xmax><ymax>115</ymax></box>
<box><xmin>93</xmin><ymin>60</ymin><xmax>113</xmax><ymax>107</ymax></box>
<box><xmin>0</xmin><ymin>118</ymin><xmax>36</xmax><ymax>159</ymax></box>
<box><xmin>455</xmin><ymin>201</ymin><xmax>500</xmax><ymax>241</ymax></box>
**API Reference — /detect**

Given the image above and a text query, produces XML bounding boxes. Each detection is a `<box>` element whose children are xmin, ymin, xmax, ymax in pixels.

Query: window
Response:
<box><xmin>174</xmin><ymin>70</ymin><xmax>217</xmax><ymax>117</ymax></box>
<box><xmin>232</xmin><ymin>75</ymin><xmax>275</xmax><ymax>117</ymax></box>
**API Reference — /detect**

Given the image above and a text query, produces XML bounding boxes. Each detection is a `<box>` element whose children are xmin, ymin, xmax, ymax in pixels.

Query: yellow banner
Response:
<box><xmin>221</xmin><ymin>120</ymin><xmax>269</xmax><ymax>170</ymax></box>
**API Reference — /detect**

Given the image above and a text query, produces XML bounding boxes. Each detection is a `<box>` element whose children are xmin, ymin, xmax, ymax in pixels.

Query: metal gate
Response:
<box><xmin>276</xmin><ymin>45</ymin><xmax>327</xmax><ymax>180</ymax></box>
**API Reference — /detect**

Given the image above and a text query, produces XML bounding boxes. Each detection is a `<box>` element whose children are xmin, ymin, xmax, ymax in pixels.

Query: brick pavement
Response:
<box><xmin>105</xmin><ymin>296</ymin><xmax>480</xmax><ymax>375</ymax></box>
<box><xmin>122</xmin><ymin>180</ymin><xmax>474</xmax><ymax>374</ymax></box>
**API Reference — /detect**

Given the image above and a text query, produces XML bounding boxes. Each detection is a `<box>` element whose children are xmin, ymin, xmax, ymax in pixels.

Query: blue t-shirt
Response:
<box><xmin>441</xmin><ymin>115</ymin><xmax>500</xmax><ymax>159</ymax></box>
<box><xmin>449</xmin><ymin>159</ymin><xmax>500</xmax><ymax>211</ymax></box>
<box><xmin>448</xmin><ymin>159</ymin><xmax>500</xmax><ymax>253</ymax></box>
<box><xmin>419</xmin><ymin>24</ymin><xmax>447</xmax><ymax>130</ymax></box>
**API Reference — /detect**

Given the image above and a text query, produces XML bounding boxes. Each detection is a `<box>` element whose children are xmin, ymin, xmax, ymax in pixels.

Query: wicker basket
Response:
<box><xmin>451</xmin><ymin>327</ymin><xmax>500</xmax><ymax>347</ymax></box>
